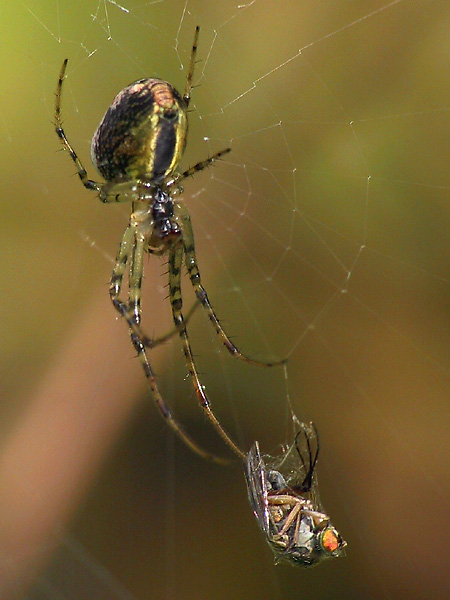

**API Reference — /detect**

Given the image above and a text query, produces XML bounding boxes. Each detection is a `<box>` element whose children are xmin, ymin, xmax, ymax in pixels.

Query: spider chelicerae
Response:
<box><xmin>55</xmin><ymin>27</ymin><xmax>284</xmax><ymax>463</ymax></box>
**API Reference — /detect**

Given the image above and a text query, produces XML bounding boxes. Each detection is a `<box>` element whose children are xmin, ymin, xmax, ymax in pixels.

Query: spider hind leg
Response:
<box><xmin>176</xmin><ymin>201</ymin><xmax>286</xmax><ymax>368</ymax></box>
<box><xmin>168</xmin><ymin>244</ymin><xmax>246</xmax><ymax>459</ymax></box>
<box><xmin>109</xmin><ymin>223</ymin><xmax>231</xmax><ymax>465</ymax></box>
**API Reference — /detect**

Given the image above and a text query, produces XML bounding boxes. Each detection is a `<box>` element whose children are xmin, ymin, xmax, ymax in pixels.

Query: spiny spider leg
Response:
<box><xmin>131</xmin><ymin>330</ymin><xmax>230</xmax><ymax>465</ymax></box>
<box><xmin>108</xmin><ymin>223</ymin><xmax>200</xmax><ymax>347</ymax></box>
<box><xmin>109</xmin><ymin>227</ymin><xmax>230</xmax><ymax>465</ymax></box>
<box><xmin>175</xmin><ymin>148</ymin><xmax>232</xmax><ymax>184</ymax></box>
<box><xmin>128</xmin><ymin>229</ymin><xmax>145</xmax><ymax>326</ymax></box>
<box><xmin>168</xmin><ymin>244</ymin><xmax>246</xmax><ymax>459</ymax></box>
<box><xmin>177</xmin><ymin>201</ymin><xmax>286</xmax><ymax>368</ymax></box>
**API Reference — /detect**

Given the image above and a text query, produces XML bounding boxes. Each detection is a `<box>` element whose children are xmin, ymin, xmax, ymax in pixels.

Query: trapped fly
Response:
<box><xmin>245</xmin><ymin>422</ymin><xmax>346</xmax><ymax>567</ymax></box>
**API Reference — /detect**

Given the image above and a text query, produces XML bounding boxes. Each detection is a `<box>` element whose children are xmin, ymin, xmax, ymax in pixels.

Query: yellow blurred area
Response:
<box><xmin>1</xmin><ymin>1</ymin><xmax>450</xmax><ymax>599</ymax></box>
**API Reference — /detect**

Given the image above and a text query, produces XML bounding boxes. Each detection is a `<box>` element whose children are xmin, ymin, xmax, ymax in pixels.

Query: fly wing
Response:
<box><xmin>245</xmin><ymin>441</ymin><xmax>270</xmax><ymax>536</ymax></box>
<box><xmin>297</xmin><ymin>422</ymin><xmax>323</xmax><ymax>511</ymax></box>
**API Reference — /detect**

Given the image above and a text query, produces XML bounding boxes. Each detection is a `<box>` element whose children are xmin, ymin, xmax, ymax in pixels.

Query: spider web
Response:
<box><xmin>2</xmin><ymin>1</ymin><xmax>450</xmax><ymax>599</ymax></box>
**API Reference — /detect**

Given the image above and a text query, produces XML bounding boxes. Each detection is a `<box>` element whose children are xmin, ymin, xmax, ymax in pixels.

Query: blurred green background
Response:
<box><xmin>1</xmin><ymin>1</ymin><xmax>450</xmax><ymax>598</ymax></box>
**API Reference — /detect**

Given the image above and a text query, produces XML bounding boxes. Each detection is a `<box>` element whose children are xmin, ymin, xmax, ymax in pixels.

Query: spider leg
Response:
<box><xmin>169</xmin><ymin>244</ymin><xmax>246</xmax><ymax>459</ymax></box>
<box><xmin>108</xmin><ymin>224</ymin><xmax>163</xmax><ymax>346</ymax></box>
<box><xmin>108</xmin><ymin>226</ymin><xmax>229</xmax><ymax>464</ymax></box>
<box><xmin>176</xmin><ymin>27</ymin><xmax>232</xmax><ymax>184</ymax></box>
<box><xmin>132</xmin><ymin>330</ymin><xmax>231</xmax><ymax>465</ymax></box>
<box><xmin>108</xmin><ymin>223</ymin><xmax>198</xmax><ymax>347</ymax></box>
<box><xmin>128</xmin><ymin>231</ymin><xmax>145</xmax><ymax>325</ymax></box>
<box><xmin>175</xmin><ymin>201</ymin><xmax>286</xmax><ymax>367</ymax></box>
<box><xmin>183</xmin><ymin>25</ymin><xmax>200</xmax><ymax>107</ymax></box>
<box><xmin>147</xmin><ymin>301</ymin><xmax>201</xmax><ymax>346</ymax></box>
<box><xmin>109</xmin><ymin>223</ymin><xmax>135</xmax><ymax>321</ymax></box>
<box><xmin>55</xmin><ymin>60</ymin><xmax>102</xmax><ymax>193</ymax></box>
<box><xmin>175</xmin><ymin>148</ymin><xmax>232</xmax><ymax>184</ymax></box>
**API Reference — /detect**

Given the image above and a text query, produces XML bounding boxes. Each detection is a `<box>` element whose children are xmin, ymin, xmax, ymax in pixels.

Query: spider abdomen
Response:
<box><xmin>91</xmin><ymin>78</ymin><xmax>188</xmax><ymax>184</ymax></box>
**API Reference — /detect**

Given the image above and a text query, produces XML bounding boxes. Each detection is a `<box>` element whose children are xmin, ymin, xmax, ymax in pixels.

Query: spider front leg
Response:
<box><xmin>168</xmin><ymin>244</ymin><xmax>246</xmax><ymax>459</ymax></box>
<box><xmin>175</xmin><ymin>201</ymin><xmax>286</xmax><ymax>367</ymax></box>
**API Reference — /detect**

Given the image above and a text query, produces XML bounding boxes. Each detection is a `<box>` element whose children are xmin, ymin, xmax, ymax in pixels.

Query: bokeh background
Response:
<box><xmin>1</xmin><ymin>1</ymin><xmax>450</xmax><ymax>598</ymax></box>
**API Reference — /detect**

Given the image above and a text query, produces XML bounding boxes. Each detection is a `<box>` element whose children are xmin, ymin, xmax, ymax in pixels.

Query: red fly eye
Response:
<box><xmin>321</xmin><ymin>528</ymin><xmax>340</xmax><ymax>553</ymax></box>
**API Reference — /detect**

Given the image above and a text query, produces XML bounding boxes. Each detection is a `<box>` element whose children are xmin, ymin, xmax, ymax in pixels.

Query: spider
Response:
<box><xmin>245</xmin><ymin>422</ymin><xmax>346</xmax><ymax>566</ymax></box>
<box><xmin>55</xmin><ymin>27</ymin><xmax>284</xmax><ymax>463</ymax></box>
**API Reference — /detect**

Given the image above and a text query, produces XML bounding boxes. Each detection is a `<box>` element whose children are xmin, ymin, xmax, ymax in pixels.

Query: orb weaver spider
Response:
<box><xmin>55</xmin><ymin>27</ymin><xmax>284</xmax><ymax>462</ymax></box>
